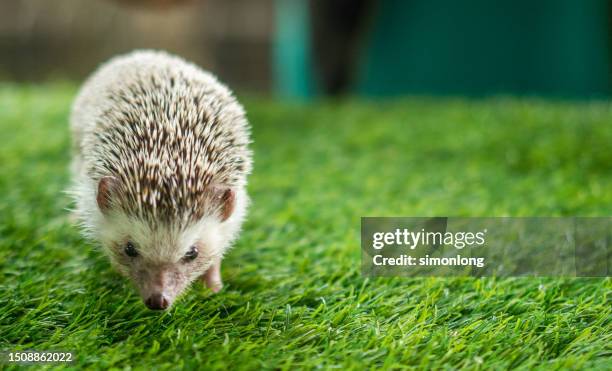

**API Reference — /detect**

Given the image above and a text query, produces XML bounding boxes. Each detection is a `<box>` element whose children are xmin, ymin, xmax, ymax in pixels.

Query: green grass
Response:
<box><xmin>0</xmin><ymin>83</ymin><xmax>610</xmax><ymax>370</ymax></box>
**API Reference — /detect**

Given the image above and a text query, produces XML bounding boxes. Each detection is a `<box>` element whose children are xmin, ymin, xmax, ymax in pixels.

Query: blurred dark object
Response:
<box><xmin>309</xmin><ymin>0</ymin><xmax>376</xmax><ymax>95</ymax></box>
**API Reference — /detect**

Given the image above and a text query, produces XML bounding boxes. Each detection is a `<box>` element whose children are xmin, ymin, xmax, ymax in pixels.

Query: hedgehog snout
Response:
<box><xmin>145</xmin><ymin>293</ymin><xmax>170</xmax><ymax>310</ymax></box>
<box><xmin>137</xmin><ymin>265</ymin><xmax>182</xmax><ymax>311</ymax></box>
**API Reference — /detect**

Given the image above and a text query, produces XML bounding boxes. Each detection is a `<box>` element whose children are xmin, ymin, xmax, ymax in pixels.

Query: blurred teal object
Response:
<box><xmin>275</xmin><ymin>0</ymin><xmax>611</xmax><ymax>97</ymax></box>
<box><xmin>274</xmin><ymin>0</ymin><xmax>315</xmax><ymax>98</ymax></box>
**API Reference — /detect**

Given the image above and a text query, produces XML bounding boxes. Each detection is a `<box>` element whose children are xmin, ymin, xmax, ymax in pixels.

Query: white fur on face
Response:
<box><xmin>95</xmin><ymin>212</ymin><xmax>227</xmax><ymax>304</ymax></box>
<box><xmin>69</xmin><ymin>172</ymin><xmax>249</xmax><ymax>308</ymax></box>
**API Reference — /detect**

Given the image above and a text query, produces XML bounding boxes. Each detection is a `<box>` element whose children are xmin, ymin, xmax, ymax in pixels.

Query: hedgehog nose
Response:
<box><xmin>145</xmin><ymin>293</ymin><xmax>169</xmax><ymax>310</ymax></box>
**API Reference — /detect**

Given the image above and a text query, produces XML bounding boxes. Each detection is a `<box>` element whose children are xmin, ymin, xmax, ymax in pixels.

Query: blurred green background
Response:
<box><xmin>2</xmin><ymin>0</ymin><xmax>611</xmax><ymax>98</ymax></box>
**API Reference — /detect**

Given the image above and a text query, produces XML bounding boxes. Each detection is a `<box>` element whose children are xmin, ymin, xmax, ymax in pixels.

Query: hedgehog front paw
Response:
<box><xmin>203</xmin><ymin>260</ymin><xmax>223</xmax><ymax>293</ymax></box>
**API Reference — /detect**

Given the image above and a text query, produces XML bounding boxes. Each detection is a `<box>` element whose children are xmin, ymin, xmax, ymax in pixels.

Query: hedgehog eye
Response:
<box><xmin>124</xmin><ymin>241</ymin><xmax>139</xmax><ymax>257</ymax></box>
<box><xmin>182</xmin><ymin>245</ymin><xmax>198</xmax><ymax>263</ymax></box>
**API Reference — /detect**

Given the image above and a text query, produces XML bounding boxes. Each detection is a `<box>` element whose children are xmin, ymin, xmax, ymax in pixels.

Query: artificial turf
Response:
<box><xmin>0</xmin><ymin>83</ymin><xmax>610</xmax><ymax>370</ymax></box>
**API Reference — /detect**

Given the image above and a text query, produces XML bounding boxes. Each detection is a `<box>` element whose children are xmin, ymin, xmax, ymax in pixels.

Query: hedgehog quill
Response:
<box><xmin>69</xmin><ymin>50</ymin><xmax>252</xmax><ymax>310</ymax></box>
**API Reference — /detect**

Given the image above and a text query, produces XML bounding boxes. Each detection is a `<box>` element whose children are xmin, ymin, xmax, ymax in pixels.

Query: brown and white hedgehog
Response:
<box><xmin>69</xmin><ymin>50</ymin><xmax>252</xmax><ymax>310</ymax></box>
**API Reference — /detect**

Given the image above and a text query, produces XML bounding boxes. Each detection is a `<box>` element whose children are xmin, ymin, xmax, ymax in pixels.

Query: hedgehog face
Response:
<box><xmin>90</xmin><ymin>175</ymin><xmax>238</xmax><ymax>310</ymax></box>
<box><xmin>99</xmin><ymin>213</ymin><xmax>225</xmax><ymax>310</ymax></box>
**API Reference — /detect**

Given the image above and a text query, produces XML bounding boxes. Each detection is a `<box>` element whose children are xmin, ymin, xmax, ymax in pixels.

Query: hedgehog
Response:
<box><xmin>69</xmin><ymin>50</ymin><xmax>252</xmax><ymax>310</ymax></box>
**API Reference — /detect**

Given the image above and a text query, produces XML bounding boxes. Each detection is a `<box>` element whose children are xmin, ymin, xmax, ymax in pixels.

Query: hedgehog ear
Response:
<box><xmin>97</xmin><ymin>176</ymin><xmax>119</xmax><ymax>214</ymax></box>
<box><xmin>214</xmin><ymin>188</ymin><xmax>235</xmax><ymax>222</ymax></box>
